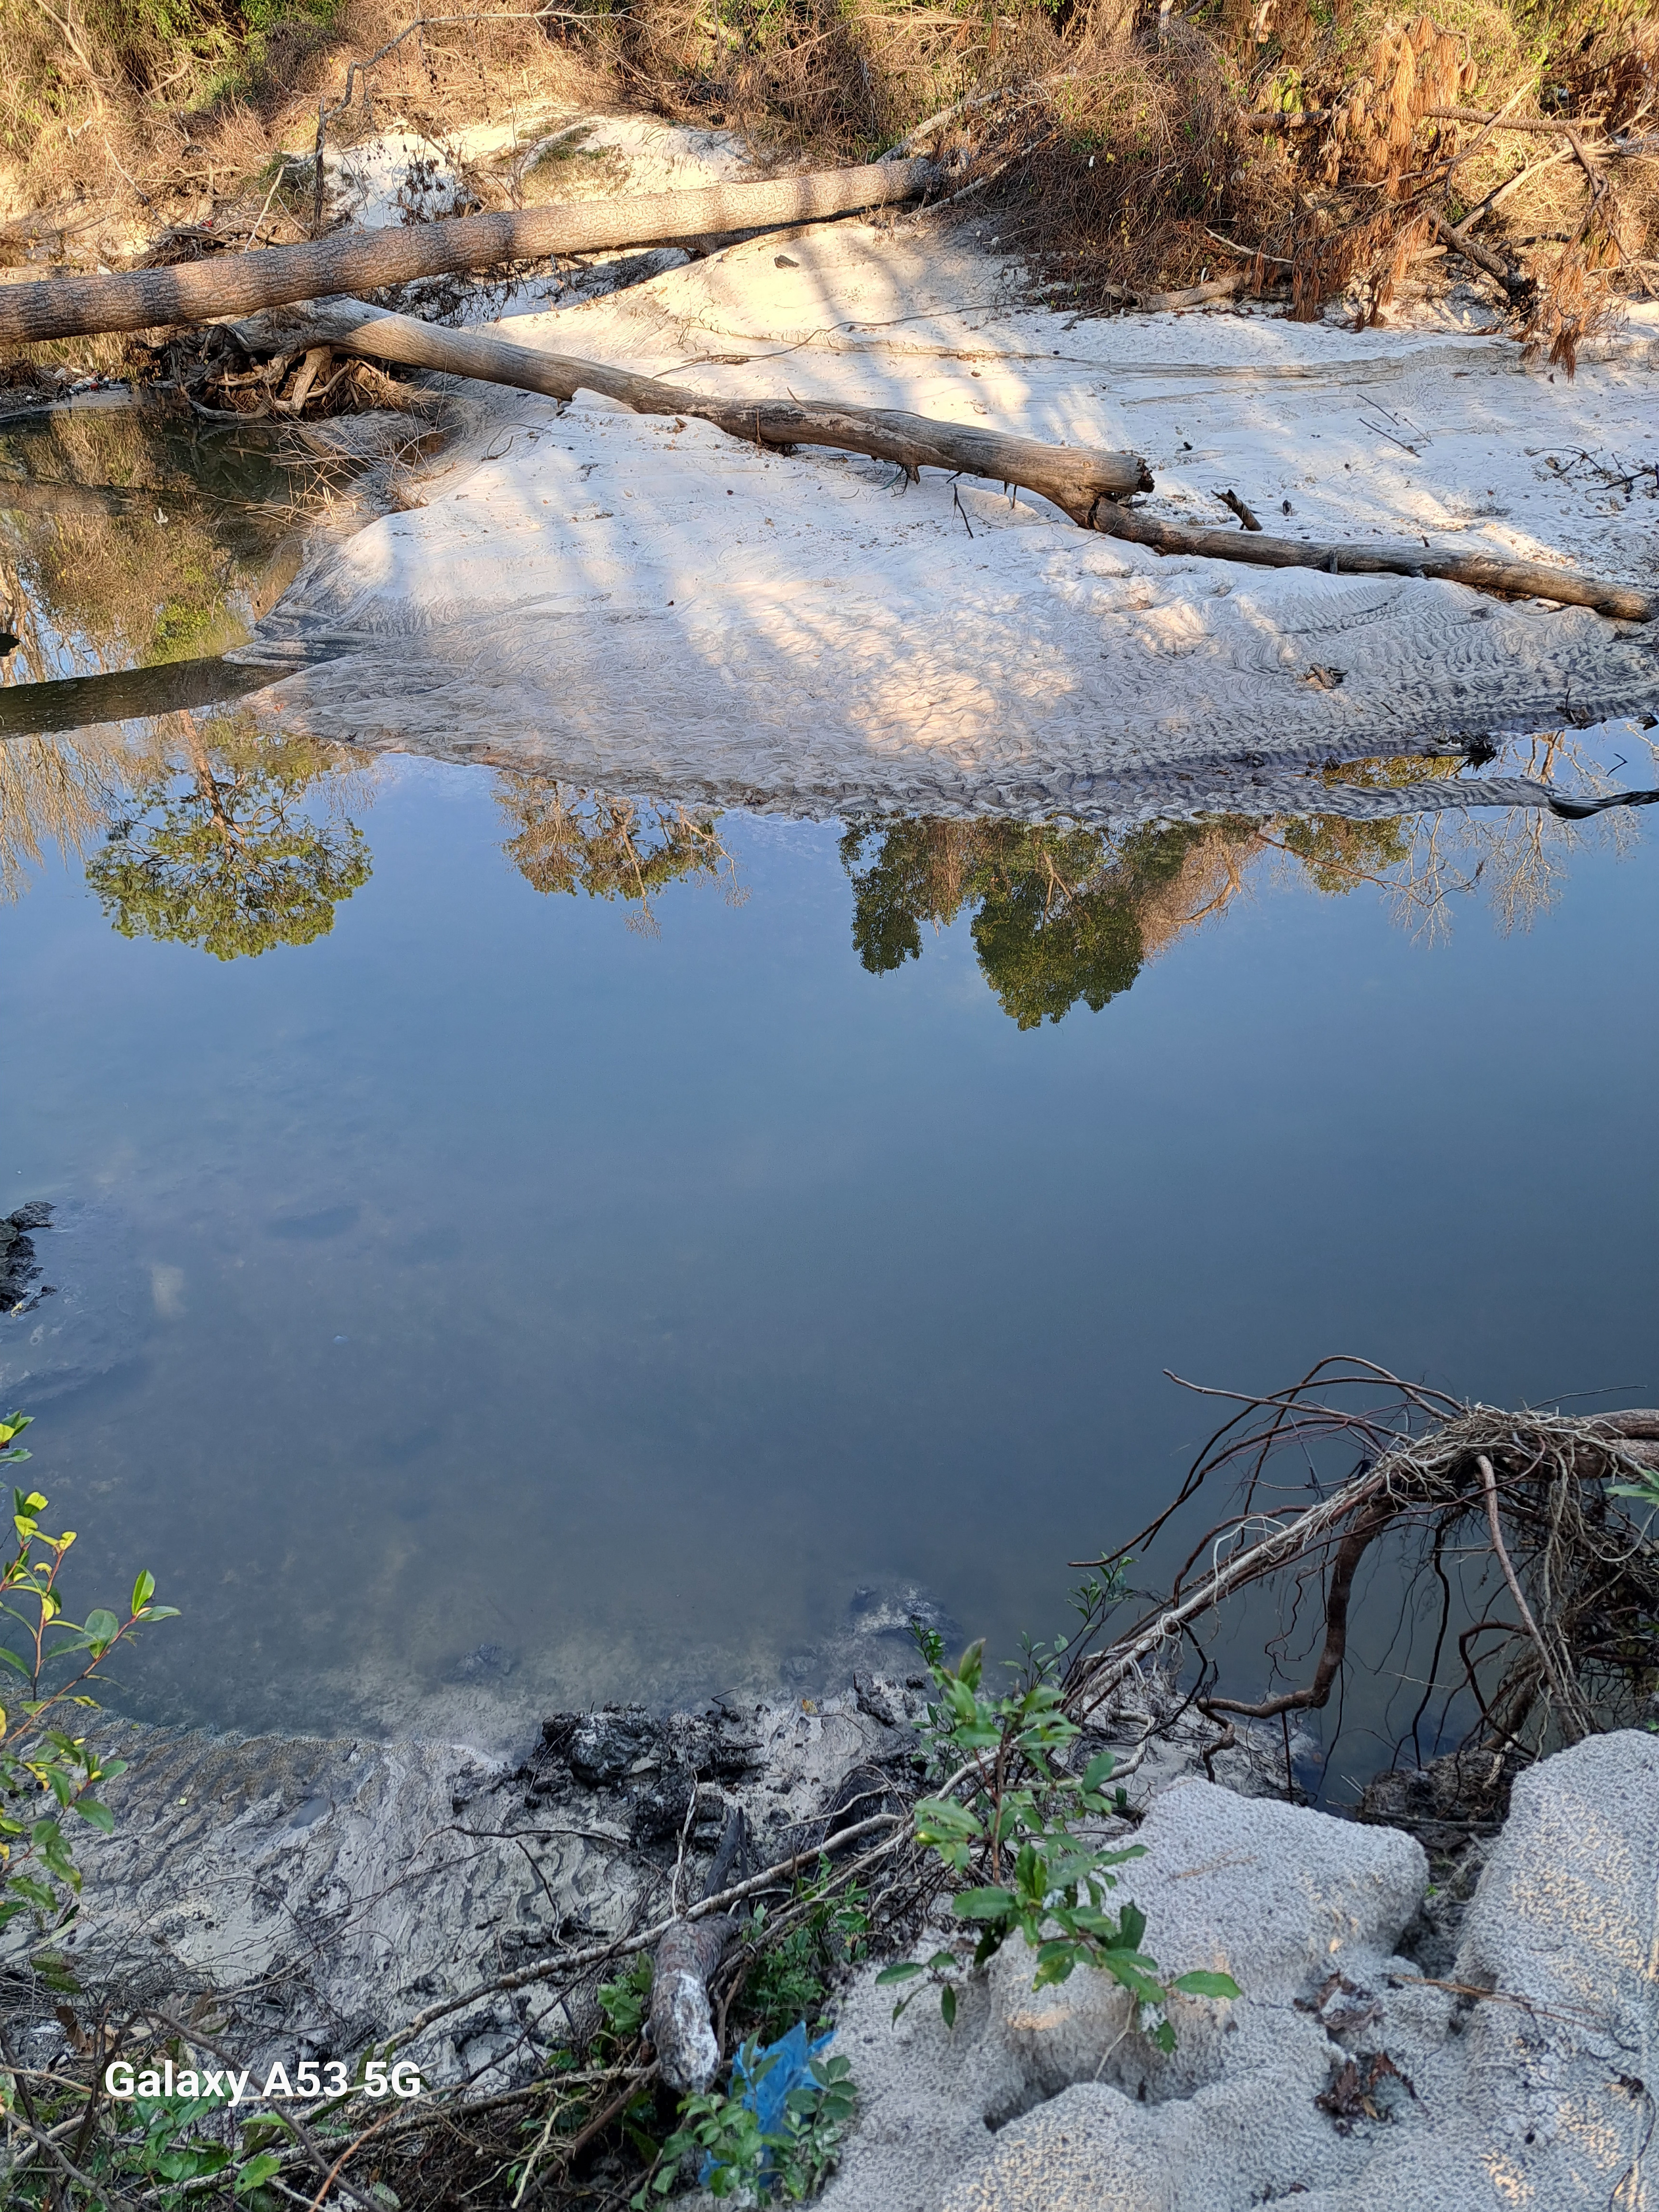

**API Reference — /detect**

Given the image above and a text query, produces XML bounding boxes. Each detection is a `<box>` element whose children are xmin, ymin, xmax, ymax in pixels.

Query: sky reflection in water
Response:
<box><xmin>1</xmin><ymin>716</ymin><xmax>1656</xmax><ymax>1773</ymax></box>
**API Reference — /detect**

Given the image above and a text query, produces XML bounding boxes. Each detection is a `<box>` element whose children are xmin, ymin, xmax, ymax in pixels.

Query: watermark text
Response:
<box><xmin>103</xmin><ymin>2058</ymin><xmax>424</xmax><ymax>2101</ymax></box>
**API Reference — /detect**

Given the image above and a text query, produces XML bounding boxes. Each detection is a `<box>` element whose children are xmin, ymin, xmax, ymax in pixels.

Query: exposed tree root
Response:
<box><xmin>1067</xmin><ymin>1360</ymin><xmax>1659</xmax><ymax>1798</ymax></box>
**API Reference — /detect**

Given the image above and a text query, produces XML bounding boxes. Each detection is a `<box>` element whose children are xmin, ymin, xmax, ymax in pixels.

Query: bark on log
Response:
<box><xmin>1588</xmin><ymin>1411</ymin><xmax>1659</xmax><ymax>1440</ymax></box>
<box><xmin>233</xmin><ymin>299</ymin><xmax>1154</xmax><ymax>517</ymax></box>
<box><xmin>650</xmin><ymin>1915</ymin><xmax>738</xmax><ymax>2094</ymax></box>
<box><xmin>0</xmin><ymin>158</ymin><xmax>935</xmax><ymax>349</ymax></box>
<box><xmin>1085</xmin><ymin>499</ymin><xmax>1656</xmax><ymax>621</ymax></box>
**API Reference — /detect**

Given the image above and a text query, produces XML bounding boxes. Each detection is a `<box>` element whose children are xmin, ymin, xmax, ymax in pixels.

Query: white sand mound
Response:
<box><xmin>248</xmin><ymin>221</ymin><xmax>1659</xmax><ymax>819</ymax></box>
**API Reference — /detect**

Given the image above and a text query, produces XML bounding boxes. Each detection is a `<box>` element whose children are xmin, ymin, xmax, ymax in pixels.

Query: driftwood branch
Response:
<box><xmin>1242</xmin><ymin>105</ymin><xmax>1608</xmax><ymax>138</ymax></box>
<box><xmin>1084</xmin><ymin>498</ymin><xmax>1656</xmax><ymax>621</ymax></box>
<box><xmin>233</xmin><ymin>298</ymin><xmax>1154</xmax><ymax>517</ymax></box>
<box><xmin>1427</xmin><ymin>208</ymin><xmax>1532</xmax><ymax>300</ymax></box>
<box><xmin>0</xmin><ymin>158</ymin><xmax>934</xmax><ymax>347</ymax></box>
<box><xmin>1477</xmin><ymin>1452</ymin><xmax>1594</xmax><ymax>1740</ymax></box>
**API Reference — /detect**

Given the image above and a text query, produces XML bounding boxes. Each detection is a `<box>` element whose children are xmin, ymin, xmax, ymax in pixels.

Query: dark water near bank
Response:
<box><xmin>3</xmin><ymin>407</ymin><xmax>1658</xmax><ymax>1770</ymax></box>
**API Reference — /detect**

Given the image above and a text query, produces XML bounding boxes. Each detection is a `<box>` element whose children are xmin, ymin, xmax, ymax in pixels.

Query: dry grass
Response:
<box><xmin>1</xmin><ymin>0</ymin><xmax>1655</xmax><ymax>367</ymax></box>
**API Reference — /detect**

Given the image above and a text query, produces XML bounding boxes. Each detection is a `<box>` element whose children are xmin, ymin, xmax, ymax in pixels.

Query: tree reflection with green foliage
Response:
<box><xmin>1272</xmin><ymin>756</ymin><xmax>1464</xmax><ymax>896</ymax></box>
<box><xmin>86</xmin><ymin>718</ymin><xmax>371</xmax><ymax>960</ymax></box>
<box><xmin>496</xmin><ymin>775</ymin><xmax>743</xmax><ymax>931</ymax></box>
<box><xmin>839</xmin><ymin>816</ymin><xmax>1258</xmax><ymax>1029</ymax></box>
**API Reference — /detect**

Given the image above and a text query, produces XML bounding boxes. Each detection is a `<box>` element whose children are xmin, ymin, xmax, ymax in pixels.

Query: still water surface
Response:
<box><xmin>4</xmin><ymin>405</ymin><xmax>1657</xmax><ymax>1765</ymax></box>
<box><xmin>3</xmin><ymin>735</ymin><xmax>1657</xmax><ymax>1754</ymax></box>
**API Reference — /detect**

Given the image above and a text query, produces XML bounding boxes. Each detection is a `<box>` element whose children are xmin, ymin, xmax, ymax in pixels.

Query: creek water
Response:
<box><xmin>3</xmin><ymin>405</ymin><xmax>1658</xmax><ymax>1775</ymax></box>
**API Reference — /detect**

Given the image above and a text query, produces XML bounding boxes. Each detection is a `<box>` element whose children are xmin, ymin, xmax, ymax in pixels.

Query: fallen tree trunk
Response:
<box><xmin>1137</xmin><ymin>273</ymin><xmax>1253</xmax><ymax>312</ymax></box>
<box><xmin>0</xmin><ymin>158</ymin><xmax>935</xmax><ymax>349</ymax></box>
<box><xmin>232</xmin><ymin>299</ymin><xmax>1154</xmax><ymax>516</ymax></box>
<box><xmin>1085</xmin><ymin>499</ymin><xmax>1656</xmax><ymax>621</ymax></box>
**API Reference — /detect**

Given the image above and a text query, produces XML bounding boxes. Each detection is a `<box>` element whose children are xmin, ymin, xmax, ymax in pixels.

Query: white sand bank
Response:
<box><xmin>320</xmin><ymin>111</ymin><xmax>754</xmax><ymax>230</ymax></box>
<box><xmin>247</xmin><ymin>218</ymin><xmax>1659</xmax><ymax>821</ymax></box>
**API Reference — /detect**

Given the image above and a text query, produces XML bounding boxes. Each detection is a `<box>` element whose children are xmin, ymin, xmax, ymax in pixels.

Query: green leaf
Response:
<box><xmin>82</xmin><ymin>1609</ymin><xmax>119</xmax><ymax>1645</ymax></box>
<box><xmin>953</xmin><ymin>1887</ymin><xmax>1017</xmax><ymax>1921</ymax></box>
<box><xmin>235</xmin><ymin>2153</ymin><xmax>284</xmax><ymax>2193</ymax></box>
<box><xmin>1096</xmin><ymin>1953</ymin><xmax>1168</xmax><ymax>2006</ymax></box>
<box><xmin>0</xmin><ymin>1645</ymin><xmax>31</xmax><ymax>1678</ymax></box>
<box><xmin>239</xmin><ymin>2118</ymin><xmax>296</xmax><ymax>2156</ymax></box>
<box><xmin>1031</xmin><ymin>1940</ymin><xmax>1084</xmax><ymax>1989</ymax></box>
<box><xmin>28</xmin><ymin>1949</ymin><xmax>80</xmax><ymax>1992</ymax></box>
<box><xmin>131</xmin><ymin>1570</ymin><xmax>156</xmax><ymax>1614</ymax></box>
<box><xmin>1081</xmin><ymin>1752</ymin><xmax>1117</xmax><ymax>1792</ymax></box>
<box><xmin>874</xmin><ymin>1962</ymin><xmax>925</xmax><ymax>1985</ymax></box>
<box><xmin>74</xmin><ymin>1797</ymin><xmax>115</xmax><ymax>1833</ymax></box>
<box><xmin>914</xmin><ymin>1798</ymin><xmax>981</xmax><ymax>1841</ymax></box>
<box><xmin>940</xmin><ymin>1984</ymin><xmax>957</xmax><ymax>2029</ymax></box>
<box><xmin>1169</xmin><ymin>1970</ymin><xmax>1241</xmax><ymax>2001</ymax></box>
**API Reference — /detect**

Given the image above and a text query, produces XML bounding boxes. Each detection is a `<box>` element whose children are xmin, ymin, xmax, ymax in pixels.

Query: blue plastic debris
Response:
<box><xmin>736</xmin><ymin>2023</ymin><xmax>833</xmax><ymax>2139</ymax></box>
<box><xmin>700</xmin><ymin>2022</ymin><xmax>833</xmax><ymax>2189</ymax></box>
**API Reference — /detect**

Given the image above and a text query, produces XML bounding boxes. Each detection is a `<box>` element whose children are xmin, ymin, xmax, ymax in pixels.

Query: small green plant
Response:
<box><xmin>878</xmin><ymin>1626</ymin><xmax>1239</xmax><ymax>2052</ymax></box>
<box><xmin>739</xmin><ymin>1864</ymin><xmax>871</xmax><ymax>2044</ymax></box>
<box><xmin>1610</xmin><ymin>1467</ymin><xmax>1659</xmax><ymax>1512</ymax></box>
<box><xmin>637</xmin><ymin>2041</ymin><xmax>857</xmax><ymax>2207</ymax></box>
<box><xmin>116</xmin><ymin>2092</ymin><xmax>286</xmax><ymax>2205</ymax></box>
<box><xmin>0</xmin><ymin>1412</ymin><xmax>178</xmax><ymax>1932</ymax></box>
<box><xmin>597</xmin><ymin>1951</ymin><xmax>655</xmax><ymax>2046</ymax></box>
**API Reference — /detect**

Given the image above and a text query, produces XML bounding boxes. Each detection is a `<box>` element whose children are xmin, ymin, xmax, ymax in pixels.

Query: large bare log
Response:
<box><xmin>0</xmin><ymin>158</ymin><xmax>934</xmax><ymax>349</ymax></box>
<box><xmin>1085</xmin><ymin>498</ymin><xmax>1656</xmax><ymax>621</ymax></box>
<box><xmin>233</xmin><ymin>299</ymin><xmax>1154</xmax><ymax>516</ymax></box>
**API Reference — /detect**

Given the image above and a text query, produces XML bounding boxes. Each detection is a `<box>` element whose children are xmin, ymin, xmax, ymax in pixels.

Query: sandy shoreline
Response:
<box><xmin>233</xmin><ymin>202</ymin><xmax>1659</xmax><ymax>819</ymax></box>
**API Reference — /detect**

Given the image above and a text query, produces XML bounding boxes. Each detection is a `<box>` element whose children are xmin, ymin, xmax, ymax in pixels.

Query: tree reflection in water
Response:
<box><xmin>0</xmin><ymin>727</ymin><xmax>1645</xmax><ymax>984</ymax></box>
<box><xmin>838</xmin><ymin>742</ymin><xmax>1648</xmax><ymax>1027</ymax></box>
<box><xmin>84</xmin><ymin>715</ymin><xmax>372</xmax><ymax>960</ymax></box>
<box><xmin>840</xmin><ymin>814</ymin><xmax>1260</xmax><ymax>1029</ymax></box>
<box><xmin>0</xmin><ymin>730</ymin><xmax>127</xmax><ymax>906</ymax></box>
<box><xmin>496</xmin><ymin>775</ymin><xmax>746</xmax><ymax>934</ymax></box>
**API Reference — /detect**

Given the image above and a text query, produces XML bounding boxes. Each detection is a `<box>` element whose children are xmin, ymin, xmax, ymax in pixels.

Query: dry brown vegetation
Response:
<box><xmin>3</xmin><ymin>0</ymin><xmax>1656</xmax><ymax>350</ymax></box>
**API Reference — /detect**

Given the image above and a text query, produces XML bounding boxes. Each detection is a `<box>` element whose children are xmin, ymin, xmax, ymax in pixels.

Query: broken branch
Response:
<box><xmin>1084</xmin><ymin>499</ymin><xmax>1654</xmax><ymax>621</ymax></box>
